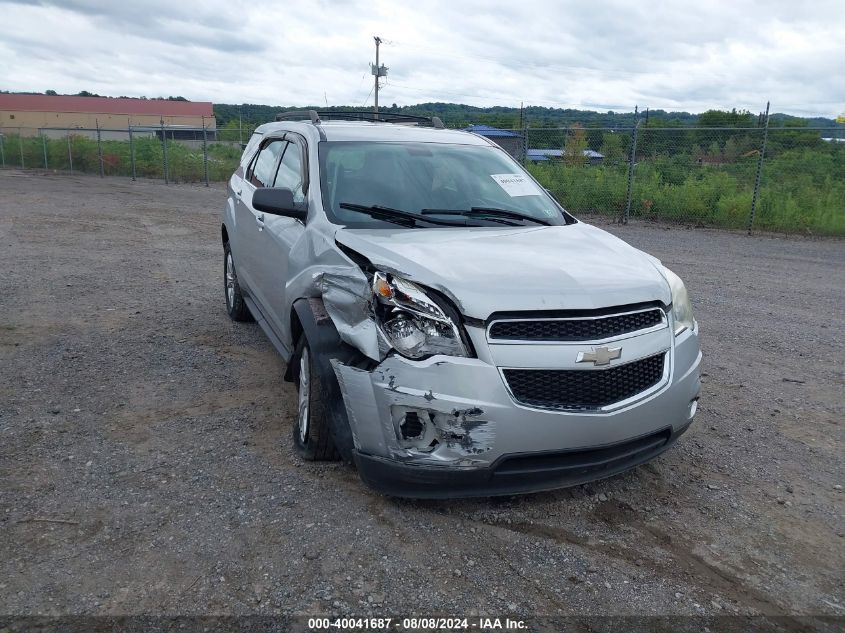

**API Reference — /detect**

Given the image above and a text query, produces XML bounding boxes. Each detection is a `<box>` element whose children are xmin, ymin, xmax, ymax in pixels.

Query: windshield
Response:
<box><xmin>318</xmin><ymin>141</ymin><xmax>572</xmax><ymax>228</ymax></box>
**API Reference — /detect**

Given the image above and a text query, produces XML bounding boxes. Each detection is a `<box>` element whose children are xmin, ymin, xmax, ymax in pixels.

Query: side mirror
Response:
<box><xmin>252</xmin><ymin>187</ymin><xmax>307</xmax><ymax>222</ymax></box>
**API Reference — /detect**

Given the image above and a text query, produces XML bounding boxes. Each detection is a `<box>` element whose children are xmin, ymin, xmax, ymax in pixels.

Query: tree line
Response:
<box><xmin>212</xmin><ymin>102</ymin><xmax>838</xmax><ymax>130</ymax></box>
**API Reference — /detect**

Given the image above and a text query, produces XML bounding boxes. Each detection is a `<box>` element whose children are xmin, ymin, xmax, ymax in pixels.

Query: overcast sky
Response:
<box><xmin>1</xmin><ymin>0</ymin><xmax>843</xmax><ymax>117</ymax></box>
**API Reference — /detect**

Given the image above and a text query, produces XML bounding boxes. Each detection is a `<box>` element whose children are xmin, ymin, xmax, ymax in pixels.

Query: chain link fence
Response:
<box><xmin>1</xmin><ymin>122</ymin><xmax>843</xmax><ymax>235</ymax></box>
<box><xmin>511</xmin><ymin>125</ymin><xmax>844</xmax><ymax>235</ymax></box>
<box><xmin>0</xmin><ymin>124</ymin><xmax>252</xmax><ymax>185</ymax></box>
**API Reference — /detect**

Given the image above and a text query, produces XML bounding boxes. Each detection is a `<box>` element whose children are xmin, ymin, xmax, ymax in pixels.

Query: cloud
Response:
<box><xmin>3</xmin><ymin>0</ymin><xmax>263</xmax><ymax>52</ymax></box>
<box><xmin>0</xmin><ymin>0</ymin><xmax>842</xmax><ymax>116</ymax></box>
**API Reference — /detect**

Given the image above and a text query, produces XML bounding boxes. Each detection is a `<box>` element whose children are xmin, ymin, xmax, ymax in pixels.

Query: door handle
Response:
<box><xmin>234</xmin><ymin>188</ymin><xmax>242</xmax><ymax>199</ymax></box>
<box><xmin>256</xmin><ymin>213</ymin><xmax>265</xmax><ymax>230</ymax></box>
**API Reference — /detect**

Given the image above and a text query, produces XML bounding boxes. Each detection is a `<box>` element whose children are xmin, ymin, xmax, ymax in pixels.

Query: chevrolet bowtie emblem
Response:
<box><xmin>576</xmin><ymin>346</ymin><xmax>622</xmax><ymax>366</ymax></box>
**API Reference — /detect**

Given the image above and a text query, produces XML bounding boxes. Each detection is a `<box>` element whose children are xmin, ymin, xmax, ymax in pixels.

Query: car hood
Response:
<box><xmin>334</xmin><ymin>222</ymin><xmax>671</xmax><ymax>319</ymax></box>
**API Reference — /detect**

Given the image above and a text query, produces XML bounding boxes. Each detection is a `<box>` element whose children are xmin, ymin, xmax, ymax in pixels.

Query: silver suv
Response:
<box><xmin>222</xmin><ymin>111</ymin><xmax>701</xmax><ymax>498</ymax></box>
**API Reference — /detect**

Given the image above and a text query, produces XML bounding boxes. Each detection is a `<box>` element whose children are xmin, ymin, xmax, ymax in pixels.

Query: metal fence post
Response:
<box><xmin>96</xmin><ymin>119</ymin><xmax>104</xmax><ymax>177</ymax></box>
<box><xmin>67</xmin><ymin>133</ymin><xmax>73</xmax><ymax>173</ymax></box>
<box><xmin>41</xmin><ymin>131</ymin><xmax>48</xmax><ymax>169</ymax></box>
<box><xmin>161</xmin><ymin>119</ymin><xmax>169</xmax><ymax>184</ymax></box>
<box><xmin>623</xmin><ymin>107</ymin><xmax>640</xmax><ymax>224</ymax></box>
<box><xmin>128</xmin><ymin>122</ymin><xmax>136</xmax><ymax>181</ymax></box>
<box><xmin>19</xmin><ymin>129</ymin><xmax>25</xmax><ymax>168</ymax></box>
<box><xmin>521</xmin><ymin>125</ymin><xmax>528</xmax><ymax>165</ymax></box>
<box><xmin>748</xmin><ymin>101</ymin><xmax>770</xmax><ymax>234</ymax></box>
<box><xmin>202</xmin><ymin>115</ymin><xmax>210</xmax><ymax>186</ymax></box>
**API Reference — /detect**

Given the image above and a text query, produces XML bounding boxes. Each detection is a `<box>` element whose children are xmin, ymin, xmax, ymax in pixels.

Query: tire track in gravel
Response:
<box><xmin>486</xmin><ymin>500</ymin><xmax>802</xmax><ymax>621</ymax></box>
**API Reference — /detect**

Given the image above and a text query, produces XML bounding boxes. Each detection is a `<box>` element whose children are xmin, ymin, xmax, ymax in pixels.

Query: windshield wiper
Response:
<box><xmin>420</xmin><ymin>207</ymin><xmax>552</xmax><ymax>226</ymax></box>
<box><xmin>339</xmin><ymin>203</ymin><xmax>473</xmax><ymax>227</ymax></box>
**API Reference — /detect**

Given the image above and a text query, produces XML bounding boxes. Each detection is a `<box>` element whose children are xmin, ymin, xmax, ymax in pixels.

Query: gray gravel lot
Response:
<box><xmin>1</xmin><ymin>170</ymin><xmax>843</xmax><ymax>622</ymax></box>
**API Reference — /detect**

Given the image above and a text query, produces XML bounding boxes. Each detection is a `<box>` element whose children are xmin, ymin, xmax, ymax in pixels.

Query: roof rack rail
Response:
<box><xmin>275</xmin><ymin>110</ymin><xmax>445</xmax><ymax>129</ymax></box>
<box><xmin>275</xmin><ymin>110</ymin><xmax>321</xmax><ymax>124</ymax></box>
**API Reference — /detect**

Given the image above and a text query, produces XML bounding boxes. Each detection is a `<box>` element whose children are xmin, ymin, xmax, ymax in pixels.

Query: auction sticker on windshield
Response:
<box><xmin>490</xmin><ymin>173</ymin><xmax>540</xmax><ymax>197</ymax></box>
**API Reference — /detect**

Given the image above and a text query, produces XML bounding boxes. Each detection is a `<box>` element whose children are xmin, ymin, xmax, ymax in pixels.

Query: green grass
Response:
<box><xmin>2</xmin><ymin>133</ymin><xmax>843</xmax><ymax>235</ymax></box>
<box><xmin>0</xmin><ymin>134</ymin><xmax>242</xmax><ymax>183</ymax></box>
<box><xmin>526</xmin><ymin>146</ymin><xmax>845</xmax><ymax>235</ymax></box>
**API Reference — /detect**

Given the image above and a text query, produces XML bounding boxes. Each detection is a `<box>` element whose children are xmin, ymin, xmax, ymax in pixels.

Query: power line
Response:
<box><xmin>383</xmin><ymin>81</ymin><xmax>521</xmax><ymax>106</ymax></box>
<box><xmin>354</xmin><ymin>71</ymin><xmax>367</xmax><ymax>100</ymax></box>
<box><xmin>380</xmin><ymin>81</ymin><xmax>621</xmax><ymax>110</ymax></box>
<box><xmin>387</xmin><ymin>41</ymin><xmax>650</xmax><ymax>79</ymax></box>
<box><xmin>360</xmin><ymin>84</ymin><xmax>374</xmax><ymax>108</ymax></box>
<box><xmin>386</xmin><ymin>40</ymin><xmax>844</xmax><ymax>88</ymax></box>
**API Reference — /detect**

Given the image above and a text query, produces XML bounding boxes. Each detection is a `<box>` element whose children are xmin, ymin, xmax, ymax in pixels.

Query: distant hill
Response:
<box><xmin>3</xmin><ymin>91</ymin><xmax>836</xmax><ymax>129</ymax></box>
<box><xmin>213</xmin><ymin>102</ymin><xmax>839</xmax><ymax>130</ymax></box>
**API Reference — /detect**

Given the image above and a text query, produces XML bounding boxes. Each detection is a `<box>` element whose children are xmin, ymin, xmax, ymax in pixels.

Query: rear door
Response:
<box><xmin>226</xmin><ymin>132</ymin><xmax>261</xmax><ymax>280</ymax></box>
<box><xmin>233</xmin><ymin>136</ymin><xmax>286</xmax><ymax>312</ymax></box>
<box><xmin>252</xmin><ymin>134</ymin><xmax>309</xmax><ymax>341</ymax></box>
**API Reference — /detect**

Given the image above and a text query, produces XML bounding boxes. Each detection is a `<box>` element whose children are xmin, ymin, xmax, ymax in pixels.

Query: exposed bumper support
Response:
<box><xmin>353</xmin><ymin>421</ymin><xmax>691</xmax><ymax>499</ymax></box>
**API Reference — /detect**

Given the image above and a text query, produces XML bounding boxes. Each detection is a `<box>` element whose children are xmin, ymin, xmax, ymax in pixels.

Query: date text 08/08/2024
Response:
<box><xmin>307</xmin><ymin>616</ymin><xmax>528</xmax><ymax>630</ymax></box>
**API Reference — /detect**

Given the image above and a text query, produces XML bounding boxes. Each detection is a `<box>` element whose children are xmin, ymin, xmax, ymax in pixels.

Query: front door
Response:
<box><xmin>252</xmin><ymin>136</ymin><xmax>308</xmax><ymax>343</ymax></box>
<box><xmin>236</xmin><ymin>137</ymin><xmax>286</xmax><ymax>316</ymax></box>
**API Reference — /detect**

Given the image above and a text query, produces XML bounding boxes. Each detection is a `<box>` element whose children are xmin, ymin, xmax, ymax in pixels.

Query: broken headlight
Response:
<box><xmin>372</xmin><ymin>272</ymin><xmax>468</xmax><ymax>359</ymax></box>
<box><xmin>663</xmin><ymin>267</ymin><xmax>696</xmax><ymax>335</ymax></box>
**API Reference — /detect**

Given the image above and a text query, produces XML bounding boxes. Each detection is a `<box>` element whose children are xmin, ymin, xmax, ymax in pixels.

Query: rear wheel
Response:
<box><xmin>293</xmin><ymin>337</ymin><xmax>340</xmax><ymax>461</ymax></box>
<box><xmin>224</xmin><ymin>243</ymin><xmax>252</xmax><ymax>322</ymax></box>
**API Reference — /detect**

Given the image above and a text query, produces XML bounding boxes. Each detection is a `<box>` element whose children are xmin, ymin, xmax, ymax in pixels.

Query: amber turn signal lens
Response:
<box><xmin>374</xmin><ymin>276</ymin><xmax>394</xmax><ymax>299</ymax></box>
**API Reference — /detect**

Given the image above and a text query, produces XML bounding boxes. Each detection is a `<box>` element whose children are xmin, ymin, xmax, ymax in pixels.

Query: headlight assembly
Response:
<box><xmin>663</xmin><ymin>267</ymin><xmax>695</xmax><ymax>335</ymax></box>
<box><xmin>372</xmin><ymin>272</ymin><xmax>469</xmax><ymax>359</ymax></box>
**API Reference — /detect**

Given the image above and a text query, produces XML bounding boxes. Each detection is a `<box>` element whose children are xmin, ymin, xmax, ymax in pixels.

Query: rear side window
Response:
<box><xmin>241</xmin><ymin>133</ymin><xmax>263</xmax><ymax>165</ymax></box>
<box><xmin>250</xmin><ymin>140</ymin><xmax>286</xmax><ymax>187</ymax></box>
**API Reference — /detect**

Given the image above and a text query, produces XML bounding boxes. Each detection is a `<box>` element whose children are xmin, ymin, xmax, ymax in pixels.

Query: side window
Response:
<box><xmin>273</xmin><ymin>141</ymin><xmax>305</xmax><ymax>204</ymax></box>
<box><xmin>249</xmin><ymin>140</ymin><xmax>285</xmax><ymax>187</ymax></box>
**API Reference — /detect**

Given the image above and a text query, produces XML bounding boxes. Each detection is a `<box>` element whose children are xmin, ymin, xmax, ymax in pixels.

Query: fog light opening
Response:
<box><xmin>400</xmin><ymin>411</ymin><xmax>425</xmax><ymax>440</ymax></box>
<box><xmin>393</xmin><ymin>407</ymin><xmax>439</xmax><ymax>452</ymax></box>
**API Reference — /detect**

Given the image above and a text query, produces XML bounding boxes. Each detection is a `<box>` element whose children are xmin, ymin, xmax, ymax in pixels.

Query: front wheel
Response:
<box><xmin>293</xmin><ymin>338</ymin><xmax>340</xmax><ymax>461</ymax></box>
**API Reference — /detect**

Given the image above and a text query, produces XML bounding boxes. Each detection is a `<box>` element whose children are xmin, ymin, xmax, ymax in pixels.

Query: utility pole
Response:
<box><xmin>371</xmin><ymin>36</ymin><xmax>388</xmax><ymax>115</ymax></box>
<box><xmin>373</xmin><ymin>36</ymin><xmax>381</xmax><ymax>114</ymax></box>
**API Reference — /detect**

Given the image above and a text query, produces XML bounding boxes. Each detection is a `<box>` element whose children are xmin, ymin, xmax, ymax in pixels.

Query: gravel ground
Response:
<box><xmin>1</xmin><ymin>170</ymin><xmax>843</xmax><ymax>625</ymax></box>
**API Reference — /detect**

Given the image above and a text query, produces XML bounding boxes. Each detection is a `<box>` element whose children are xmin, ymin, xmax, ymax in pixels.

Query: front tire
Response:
<box><xmin>224</xmin><ymin>243</ymin><xmax>252</xmax><ymax>322</ymax></box>
<box><xmin>293</xmin><ymin>338</ymin><xmax>340</xmax><ymax>461</ymax></box>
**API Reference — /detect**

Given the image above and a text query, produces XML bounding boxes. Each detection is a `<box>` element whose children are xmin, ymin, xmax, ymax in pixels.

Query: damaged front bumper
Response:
<box><xmin>331</xmin><ymin>327</ymin><xmax>702</xmax><ymax>498</ymax></box>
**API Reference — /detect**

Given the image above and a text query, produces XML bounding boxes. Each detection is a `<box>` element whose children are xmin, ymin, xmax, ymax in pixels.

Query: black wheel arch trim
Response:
<box><xmin>286</xmin><ymin>297</ymin><xmax>370</xmax><ymax>462</ymax></box>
